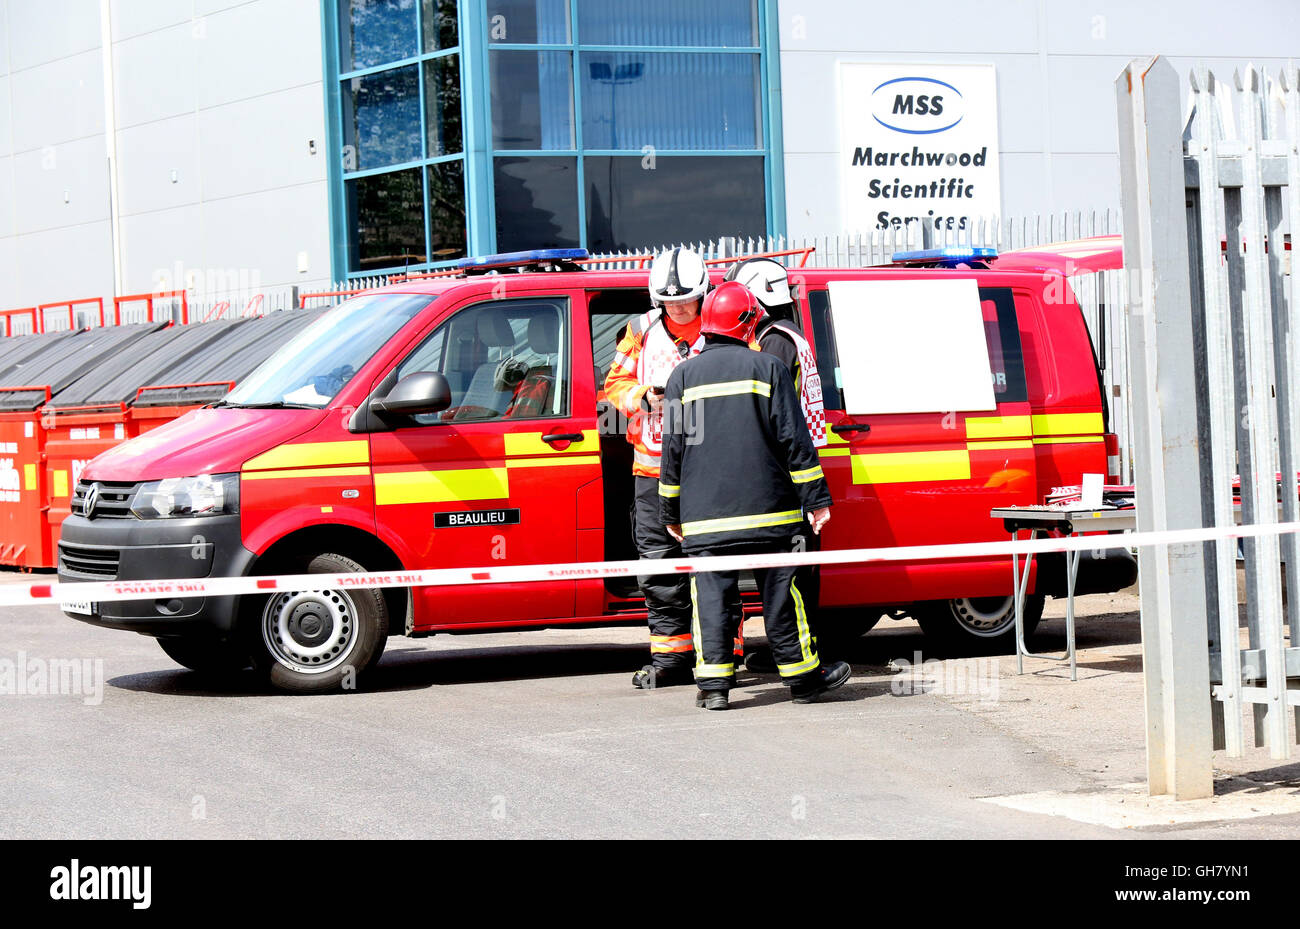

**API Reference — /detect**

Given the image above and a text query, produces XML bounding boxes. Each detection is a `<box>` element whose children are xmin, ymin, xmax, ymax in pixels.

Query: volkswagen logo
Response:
<box><xmin>83</xmin><ymin>483</ymin><xmax>98</xmax><ymax>518</ymax></box>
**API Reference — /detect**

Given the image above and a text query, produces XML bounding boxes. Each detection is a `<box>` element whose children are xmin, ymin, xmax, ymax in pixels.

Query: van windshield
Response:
<box><xmin>223</xmin><ymin>294</ymin><xmax>432</xmax><ymax>409</ymax></box>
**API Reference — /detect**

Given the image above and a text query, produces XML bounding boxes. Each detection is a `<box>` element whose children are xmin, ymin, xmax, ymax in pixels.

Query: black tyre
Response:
<box><xmin>914</xmin><ymin>594</ymin><xmax>1044</xmax><ymax>654</ymax></box>
<box><xmin>246</xmin><ymin>552</ymin><xmax>389</xmax><ymax>694</ymax></box>
<box><xmin>156</xmin><ymin>636</ymin><xmax>251</xmax><ymax>676</ymax></box>
<box><xmin>814</xmin><ymin>608</ymin><xmax>882</xmax><ymax>653</ymax></box>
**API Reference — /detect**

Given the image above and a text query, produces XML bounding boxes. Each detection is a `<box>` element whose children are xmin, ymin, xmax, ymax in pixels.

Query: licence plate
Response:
<box><xmin>64</xmin><ymin>601</ymin><xmax>96</xmax><ymax>616</ymax></box>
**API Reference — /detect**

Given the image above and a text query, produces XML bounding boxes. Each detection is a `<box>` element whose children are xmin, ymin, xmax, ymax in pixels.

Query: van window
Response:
<box><xmin>226</xmin><ymin>293</ymin><xmax>431</xmax><ymax>408</ymax></box>
<box><xmin>396</xmin><ymin>298</ymin><xmax>570</xmax><ymax>424</ymax></box>
<box><xmin>807</xmin><ymin>285</ymin><xmax>1027</xmax><ymax>411</ymax></box>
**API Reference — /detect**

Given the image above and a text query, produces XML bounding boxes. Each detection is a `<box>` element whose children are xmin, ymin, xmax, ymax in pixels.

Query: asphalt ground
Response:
<box><xmin>2</xmin><ymin>575</ymin><xmax>1299</xmax><ymax>840</ymax></box>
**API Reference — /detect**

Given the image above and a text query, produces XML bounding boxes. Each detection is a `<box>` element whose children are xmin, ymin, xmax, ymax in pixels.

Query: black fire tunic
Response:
<box><xmin>658</xmin><ymin>340</ymin><xmax>832</xmax><ymax>552</ymax></box>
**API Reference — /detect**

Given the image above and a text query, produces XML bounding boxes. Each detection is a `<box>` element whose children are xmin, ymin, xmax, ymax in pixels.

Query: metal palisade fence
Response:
<box><xmin>1118</xmin><ymin>57</ymin><xmax>1300</xmax><ymax>798</ymax></box>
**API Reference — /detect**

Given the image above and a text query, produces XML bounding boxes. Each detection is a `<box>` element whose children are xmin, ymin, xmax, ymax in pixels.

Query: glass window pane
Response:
<box><xmin>424</xmin><ymin>55</ymin><xmax>463</xmax><ymax>156</ymax></box>
<box><xmin>422</xmin><ymin>0</ymin><xmax>458</xmax><ymax>51</ymax></box>
<box><xmin>580</xmin><ymin>52</ymin><xmax>760</xmax><ymax>150</ymax></box>
<box><xmin>584</xmin><ymin>155</ymin><xmax>765</xmax><ymax>253</ymax></box>
<box><xmin>491</xmin><ymin>51</ymin><xmax>574</xmax><ymax>149</ymax></box>
<box><xmin>398</xmin><ymin>299</ymin><xmax>570</xmax><ymax>423</ymax></box>
<box><xmin>339</xmin><ymin>0</ymin><xmax>418</xmax><ymax>71</ymax></box>
<box><xmin>486</xmin><ymin>0</ymin><xmax>570</xmax><ymax>44</ymax></box>
<box><xmin>343</xmin><ymin>66</ymin><xmax>421</xmax><ymax>170</ymax></box>
<box><xmin>346</xmin><ymin>168</ymin><xmax>428</xmax><ymax>272</ymax></box>
<box><xmin>428</xmin><ymin>160</ymin><xmax>467</xmax><ymax>261</ymax></box>
<box><xmin>577</xmin><ymin>0</ymin><xmax>757</xmax><ymax>46</ymax></box>
<box><xmin>494</xmin><ymin>157</ymin><xmax>580</xmax><ymax>251</ymax></box>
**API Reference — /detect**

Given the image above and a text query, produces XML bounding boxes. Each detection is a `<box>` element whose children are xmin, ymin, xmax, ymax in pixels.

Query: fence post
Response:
<box><xmin>1116</xmin><ymin>56</ymin><xmax>1215</xmax><ymax>799</ymax></box>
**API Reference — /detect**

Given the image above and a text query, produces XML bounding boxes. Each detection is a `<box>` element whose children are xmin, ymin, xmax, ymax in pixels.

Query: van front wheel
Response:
<box><xmin>914</xmin><ymin>594</ymin><xmax>1043</xmax><ymax>654</ymax></box>
<box><xmin>247</xmin><ymin>552</ymin><xmax>389</xmax><ymax>694</ymax></box>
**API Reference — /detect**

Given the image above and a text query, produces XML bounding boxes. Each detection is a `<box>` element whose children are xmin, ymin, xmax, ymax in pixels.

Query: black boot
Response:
<box><xmin>790</xmin><ymin>661</ymin><xmax>852</xmax><ymax>704</ymax></box>
<box><xmin>695</xmin><ymin>689</ymin><xmax>729</xmax><ymax>710</ymax></box>
<box><xmin>632</xmin><ymin>664</ymin><xmax>692</xmax><ymax>690</ymax></box>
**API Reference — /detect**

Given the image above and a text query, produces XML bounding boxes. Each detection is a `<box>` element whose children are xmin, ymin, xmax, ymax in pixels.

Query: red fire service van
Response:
<box><xmin>58</xmin><ymin>245</ymin><xmax>1136</xmax><ymax>692</ymax></box>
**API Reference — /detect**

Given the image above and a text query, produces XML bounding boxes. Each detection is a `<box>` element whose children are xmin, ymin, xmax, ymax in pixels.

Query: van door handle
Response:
<box><xmin>542</xmin><ymin>432</ymin><xmax>584</xmax><ymax>444</ymax></box>
<box><xmin>831</xmin><ymin>423</ymin><xmax>871</xmax><ymax>436</ymax></box>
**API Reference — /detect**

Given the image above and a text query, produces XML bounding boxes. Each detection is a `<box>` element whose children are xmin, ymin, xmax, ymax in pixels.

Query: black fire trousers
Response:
<box><xmin>633</xmin><ymin>476</ymin><xmax>694</xmax><ymax>670</ymax></box>
<box><xmin>690</xmin><ymin>540</ymin><xmax>822</xmax><ymax>692</ymax></box>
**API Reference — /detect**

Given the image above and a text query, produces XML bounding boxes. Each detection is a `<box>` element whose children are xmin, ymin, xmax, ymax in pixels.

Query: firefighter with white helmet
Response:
<box><xmin>659</xmin><ymin>281</ymin><xmax>850</xmax><ymax>710</ymax></box>
<box><xmin>604</xmin><ymin>247</ymin><xmax>710</xmax><ymax>689</ymax></box>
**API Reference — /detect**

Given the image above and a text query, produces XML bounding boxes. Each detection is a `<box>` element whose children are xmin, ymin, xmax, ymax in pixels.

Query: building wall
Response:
<box><xmin>777</xmin><ymin>0</ymin><xmax>1300</xmax><ymax>238</ymax></box>
<box><xmin>0</xmin><ymin>0</ymin><xmax>332</xmax><ymax>311</ymax></box>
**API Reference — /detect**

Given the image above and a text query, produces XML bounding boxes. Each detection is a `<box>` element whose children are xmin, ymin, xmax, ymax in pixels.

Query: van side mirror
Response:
<box><xmin>370</xmin><ymin>372</ymin><xmax>451</xmax><ymax>417</ymax></box>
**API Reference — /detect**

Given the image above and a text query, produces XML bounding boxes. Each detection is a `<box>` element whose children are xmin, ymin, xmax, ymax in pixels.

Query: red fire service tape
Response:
<box><xmin>9</xmin><ymin>519</ymin><xmax>1300</xmax><ymax>609</ymax></box>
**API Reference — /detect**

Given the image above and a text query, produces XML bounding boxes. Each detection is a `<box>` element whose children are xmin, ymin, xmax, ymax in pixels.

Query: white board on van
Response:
<box><xmin>826</xmin><ymin>278</ymin><xmax>996</xmax><ymax>416</ymax></box>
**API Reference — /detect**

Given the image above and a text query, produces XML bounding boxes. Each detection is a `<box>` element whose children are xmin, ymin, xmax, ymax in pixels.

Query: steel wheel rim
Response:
<box><xmin>950</xmin><ymin>596</ymin><xmax>1015</xmax><ymax>637</ymax></box>
<box><xmin>261</xmin><ymin>589</ymin><xmax>359</xmax><ymax>674</ymax></box>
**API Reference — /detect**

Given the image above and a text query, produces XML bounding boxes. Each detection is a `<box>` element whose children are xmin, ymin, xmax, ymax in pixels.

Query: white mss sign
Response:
<box><xmin>826</xmin><ymin>278</ymin><xmax>996</xmax><ymax>416</ymax></box>
<box><xmin>838</xmin><ymin>63</ymin><xmax>1001</xmax><ymax>234</ymax></box>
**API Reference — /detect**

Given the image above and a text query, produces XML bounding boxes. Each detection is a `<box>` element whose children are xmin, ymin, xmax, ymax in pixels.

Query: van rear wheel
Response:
<box><xmin>246</xmin><ymin>552</ymin><xmax>388</xmax><ymax>694</ymax></box>
<box><xmin>914</xmin><ymin>594</ymin><xmax>1043</xmax><ymax>654</ymax></box>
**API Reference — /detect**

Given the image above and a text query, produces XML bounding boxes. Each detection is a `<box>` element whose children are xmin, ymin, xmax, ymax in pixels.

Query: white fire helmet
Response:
<box><xmin>724</xmin><ymin>257</ymin><xmax>792</xmax><ymax>310</ymax></box>
<box><xmin>648</xmin><ymin>247</ymin><xmax>709</xmax><ymax>306</ymax></box>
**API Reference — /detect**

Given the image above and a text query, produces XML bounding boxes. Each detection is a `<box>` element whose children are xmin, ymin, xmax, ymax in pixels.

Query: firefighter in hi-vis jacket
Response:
<box><xmin>603</xmin><ymin>248</ymin><xmax>710</xmax><ymax>689</ymax></box>
<box><xmin>659</xmin><ymin>281</ymin><xmax>852</xmax><ymax>710</ymax></box>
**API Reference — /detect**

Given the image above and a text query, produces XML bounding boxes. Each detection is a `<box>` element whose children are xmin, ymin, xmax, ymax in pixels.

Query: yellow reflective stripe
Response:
<box><xmin>243</xmin><ymin>466</ymin><xmax>370</xmax><ymax>481</ymax></box>
<box><xmin>507</xmin><ymin>455</ymin><xmax>601</xmax><ymax>468</ymax></box>
<box><xmin>691</xmin><ymin>577</ymin><xmax>702</xmax><ymax>673</ymax></box>
<box><xmin>1031</xmin><ymin>436</ymin><xmax>1105</xmax><ymax>445</ymax></box>
<box><xmin>244</xmin><ymin>440</ymin><xmax>370</xmax><ymax>471</ymax></box>
<box><xmin>778</xmin><ymin>655</ymin><xmax>821</xmax><ymax>678</ymax></box>
<box><xmin>658</xmin><ymin>482</ymin><xmax>680</xmax><ymax>497</ymax></box>
<box><xmin>966</xmin><ymin>440</ymin><xmax>1034</xmax><ymax>452</ymax></box>
<box><xmin>680</xmin><ymin>509</ymin><xmax>803</xmax><ymax>537</ymax></box>
<box><xmin>824</xmin><ymin>429</ymin><xmax>849</xmax><ymax>446</ymax></box>
<box><xmin>695</xmin><ymin>663</ymin><xmax>735</xmax><ymax>679</ymax></box>
<box><xmin>850</xmin><ymin>449</ymin><xmax>970</xmax><ymax>484</ymax></box>
<box><xmin>375</xmin><ymin>467</ymin><xmax>508</xmax><ymax>505</ymax></box>
<box><xmin>965</xmin><ymin>415</ymin><xmax>1031</xmax><ymax>439</ymax></box>
<box><xmin>790</xmin><ymin>579</ymin><xmax>816</xmax><ymax>668</ymax></box>
<box><xmin>790</xmin><ymin>465</ymin><xmax>824</xmax><ymax>484</ymax></box>
<box><xmin>682</xmin><ymin>380</ymin><xmax>771</xmax><ymax>403</ymax></box>
<box><xmin>23</xmin><ymin>464</ymin><xmax>35</xmax><ymax>491</ymax></box>
<box><xmin>53</xmin><ymin>470</ymin><xmax>68</xmax><ymax>498</ymax></box>
<box><xmin>1031</xmin><ymin>412</ymin><xmax>1104</xmax><ymax>437</ymax></box>
<box><xmin>504</xmin><ymin>429</ymin><xmax>598</xmax><ymax>456</ymax></box>
<box><xmin>818</xmin><ymin>447</ymin><xmax>851</xmax><ymax>458</ymax></box>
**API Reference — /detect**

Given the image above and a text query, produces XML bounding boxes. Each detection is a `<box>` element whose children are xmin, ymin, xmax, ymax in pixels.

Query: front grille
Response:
<box><xmin>72</xmin><ymin>480</ymin><xmax>139</xmax><ymax>519</ymax></box>
<box><xmin>59</xmin><ymin>543</ymin><xmax>120</xmax><ymax>578</ymax></box>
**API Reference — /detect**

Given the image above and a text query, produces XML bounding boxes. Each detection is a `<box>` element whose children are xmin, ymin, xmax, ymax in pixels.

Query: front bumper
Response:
<box><xmin>57</xmin><ymin>513</ymin><xmax>255</xmax><ymax>636</ymax></box>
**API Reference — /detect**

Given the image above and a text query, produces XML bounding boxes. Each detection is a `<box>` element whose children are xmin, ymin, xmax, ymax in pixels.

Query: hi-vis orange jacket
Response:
<box><xmin>603</xmin><ymin>308</ymin><xmax>704</xmax><ymax>478</ymax></box>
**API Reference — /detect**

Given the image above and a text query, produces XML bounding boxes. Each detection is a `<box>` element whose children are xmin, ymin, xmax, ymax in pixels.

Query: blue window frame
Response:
<box><xmin>323</xmin><ymin>0</ymin><xmax>784</xmax><ymax>279</ymax></box>
<box><xmin>326</xmin><ymin>0</ymin><xmax>469</xmax><ymax>276</ymax></box>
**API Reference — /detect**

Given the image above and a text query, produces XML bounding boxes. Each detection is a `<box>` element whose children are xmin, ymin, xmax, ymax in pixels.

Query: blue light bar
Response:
<box><xmin>458</xmin><ymin>248</ymin><xmax>590</xmax><ymax>271</ymax></box>
<box><xmin>891</xmin><ymin>246</ymin><xmax>999</xmax><ymax>265</ymax></box>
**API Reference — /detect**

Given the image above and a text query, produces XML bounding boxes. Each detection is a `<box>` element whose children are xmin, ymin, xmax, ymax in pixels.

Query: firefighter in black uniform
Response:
<box><xmin>724</xmin><ymin>257</ymin><xmax>830</xmax><ymax>672</ymax></box>
<box><xmin>659</xmin><ymin>281</ymin><xmax>852</xmax><ymax>710</ymax></box>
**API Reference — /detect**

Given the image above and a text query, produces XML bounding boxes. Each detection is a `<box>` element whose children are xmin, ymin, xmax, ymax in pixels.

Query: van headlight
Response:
<box><xmin>130</xmin><ymin>473</ymin><xmax>239</xmax><ymax>519</ymax></box>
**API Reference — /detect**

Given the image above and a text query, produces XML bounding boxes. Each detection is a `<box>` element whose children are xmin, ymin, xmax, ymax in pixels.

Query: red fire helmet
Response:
<box><xmin>700</xmin><ymin>280</ymin><xmax>761</xmax><ymax>343</ymax></box>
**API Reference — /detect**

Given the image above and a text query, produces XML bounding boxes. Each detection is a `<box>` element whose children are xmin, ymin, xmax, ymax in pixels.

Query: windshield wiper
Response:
<box><xmin>214</xmin><ymin>401</ymin><xmax>322</xmax><ymax>410</ymax></box>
